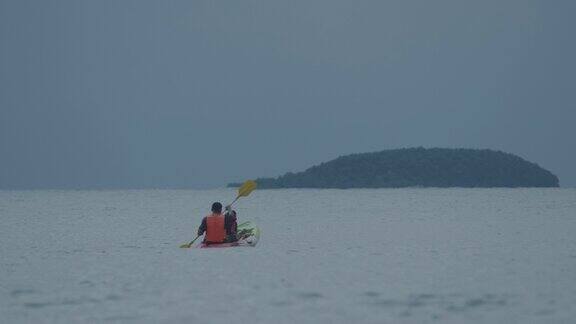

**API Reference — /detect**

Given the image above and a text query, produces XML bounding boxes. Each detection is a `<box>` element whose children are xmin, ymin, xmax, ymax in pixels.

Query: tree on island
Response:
<box><xmin>229</xmin><ymin>148</ymin><xmax>559</xmax><ymax>189</ymax></box>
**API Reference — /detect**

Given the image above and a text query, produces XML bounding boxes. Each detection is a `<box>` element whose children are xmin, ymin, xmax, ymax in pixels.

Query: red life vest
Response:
<box><xmin>205</xmin><ymin>213</ymin><xmax>226</xmax><ymax>243</ymax></box>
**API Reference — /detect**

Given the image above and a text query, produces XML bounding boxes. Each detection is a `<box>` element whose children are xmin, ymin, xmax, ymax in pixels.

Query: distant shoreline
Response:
<box><xmin>229</xmin><ymin>147</ymin><xmax>559</xmax><ymax>189</ymax></box>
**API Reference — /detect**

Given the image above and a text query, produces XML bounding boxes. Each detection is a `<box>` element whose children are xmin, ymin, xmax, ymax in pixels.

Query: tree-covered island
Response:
<box><xmin>229</xmin><ymin>148</ymin><xmax>559</xmax><ymax>189</ymax></box>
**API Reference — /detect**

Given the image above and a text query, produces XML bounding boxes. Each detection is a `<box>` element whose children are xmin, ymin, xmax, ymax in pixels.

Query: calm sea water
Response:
<box><xmin>1</xmin><ymin>188</ymin><xmax>575</xmax><ymax>323</ymax></box>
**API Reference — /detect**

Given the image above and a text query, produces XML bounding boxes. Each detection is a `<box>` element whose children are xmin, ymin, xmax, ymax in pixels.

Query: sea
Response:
<box><xmin>1</xmin><ymin>188</ymin><xmax>575</xmax><ymax>323</ymax></box>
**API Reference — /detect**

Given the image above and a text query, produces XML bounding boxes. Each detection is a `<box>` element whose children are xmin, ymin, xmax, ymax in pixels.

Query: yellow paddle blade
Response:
<box><xmin>237</xmin><ymin>180</ymin><xmax>257</xmax><ymax>197</ymax></box>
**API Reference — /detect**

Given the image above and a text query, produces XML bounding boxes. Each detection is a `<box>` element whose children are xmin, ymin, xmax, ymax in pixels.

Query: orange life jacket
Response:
<box><xmin>205</xmin><ymin>213</ymin><xmax>226</xmax><ymax>243</ymax></box>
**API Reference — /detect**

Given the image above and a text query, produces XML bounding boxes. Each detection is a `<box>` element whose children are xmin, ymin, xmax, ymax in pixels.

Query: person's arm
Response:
<box><xmin>197</xmin><ymin>217</ymin><xmax>207</xmax><ymax>236</ymax></box>
<box><xmin>224</xmin><ymin>212</ymin><xmax>238</xmax><ymax>241</ymax></box>
<box><xmin>224</xmin><ymin>212</ymin><xmax>235</xmax><ymax>234</ymax></box>
<box><xmin>226</xmin><ymin>211</ymin><xmax>237</xmax><ymax>234</ymax></box>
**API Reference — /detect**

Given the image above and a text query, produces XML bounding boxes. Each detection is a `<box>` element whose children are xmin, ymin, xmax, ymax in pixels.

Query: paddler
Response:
<box><xmin>197</xmin><ymin>202</ymin><xmax>238</xmax><ymax>244</ymax></box>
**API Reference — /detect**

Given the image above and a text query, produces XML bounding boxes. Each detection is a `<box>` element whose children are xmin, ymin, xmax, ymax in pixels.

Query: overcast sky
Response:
<box><xmin>1</xmin><ymin>0</ymin><xmax>574</xmax><ymax>189</ymax></box>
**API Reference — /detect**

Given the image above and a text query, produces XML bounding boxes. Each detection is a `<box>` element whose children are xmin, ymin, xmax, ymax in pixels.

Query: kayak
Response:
<box><xmin>198</xmin><ymin>221</ymin><xmax>260</xmax><ymax>248</ymax></box>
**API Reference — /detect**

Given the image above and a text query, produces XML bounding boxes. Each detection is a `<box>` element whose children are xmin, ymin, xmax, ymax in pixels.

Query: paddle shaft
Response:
<box><xmin>185</xmin><ymin>234</ymin><xmax>201</xmax><ymax>247</ymax></box>
<box><xmin>228</xmin><ymin>196</ymin><xmax>240</xmax><ymax>208</ymax></box>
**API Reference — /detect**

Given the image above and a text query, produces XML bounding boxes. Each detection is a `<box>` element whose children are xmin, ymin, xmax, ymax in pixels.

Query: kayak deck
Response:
<box><xmin>199</xmin><ymin>241</ymin><xmax>255</xmax><ymax>248</ymax></box>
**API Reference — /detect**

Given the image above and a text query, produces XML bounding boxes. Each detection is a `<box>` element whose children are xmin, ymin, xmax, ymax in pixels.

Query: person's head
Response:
<box><xmin>211</xmin><ymin>202</ymin><xmax>223</xmax><ymax>214</ymax></box>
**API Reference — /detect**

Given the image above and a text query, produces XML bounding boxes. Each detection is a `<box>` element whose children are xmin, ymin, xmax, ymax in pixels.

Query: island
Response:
<box><xmin>229</xmin><ymin>148</ymin><xmax>559</xmax><ymax>188</ymax></box>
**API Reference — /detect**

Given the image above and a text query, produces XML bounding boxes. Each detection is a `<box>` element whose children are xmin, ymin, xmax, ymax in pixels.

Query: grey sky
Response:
<box><xmin>1</xmin><ymin>0</ymin><xmax>574</xmax><ymax>189</ymax></box>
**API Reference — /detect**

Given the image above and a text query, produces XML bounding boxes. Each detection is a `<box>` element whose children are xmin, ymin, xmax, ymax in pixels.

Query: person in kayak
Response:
<box><xmin>197</xmin><ymin>202</ymin><xmax>238</xmax><ymax>244</ymax></box>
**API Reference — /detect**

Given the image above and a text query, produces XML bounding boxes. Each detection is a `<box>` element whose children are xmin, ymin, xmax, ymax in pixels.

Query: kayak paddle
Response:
<box><xmin>227</xmin><ymin>180</ymin><xmax>257</xmax><ymax>208</ymax></box>
<box><xmin>180</xmin><ymin>235</ymin><xmax>201</xmax><ymax>248</ymax></box>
